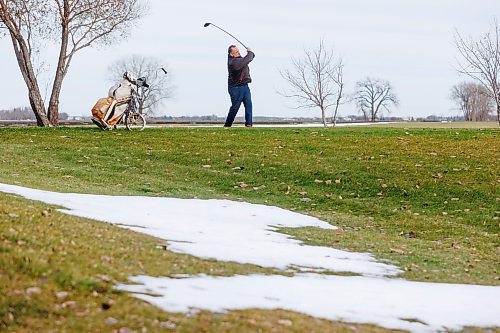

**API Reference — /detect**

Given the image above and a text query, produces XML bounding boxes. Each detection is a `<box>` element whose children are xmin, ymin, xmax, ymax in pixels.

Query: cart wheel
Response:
<box><xmin>125</xmin><ymin>112</ymin><xmax>146</xmax><ymax>131</ymax></box>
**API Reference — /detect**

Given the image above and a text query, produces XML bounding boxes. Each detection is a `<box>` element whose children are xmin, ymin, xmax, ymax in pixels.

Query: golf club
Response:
<box><xmin>203</xmin><ymin>22</ymin><xmax>248</xmax><ymax>49</ymax></box>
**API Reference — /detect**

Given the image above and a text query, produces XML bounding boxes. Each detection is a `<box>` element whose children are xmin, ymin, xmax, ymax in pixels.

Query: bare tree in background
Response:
<box><xmin>279</xmin><ymin>41</ymin><xmax>344</xmax><ymax>127</ymax></box>
<box><xmin>107</xmin><ymin>55</ymin><xmax>175</xmax><ymax>117</ymax></box>
<box><xmin>354</xmin><ymin>77</ymin><xmax>399</xmax><ymax>122</ymax></box>
<box><xmin>455</xmin><ymin>20</ymin><xmax>500</xmax><ymax>125</ymax></box>
<box><xmin>451</xmin><ymin>82</ymin><xmax>494</xmax><ymax>121</ymax></box>
<box><xmin>0</xmin><ymin>0</ymin><xmax>147</xmax><ymax>126</ymax></box>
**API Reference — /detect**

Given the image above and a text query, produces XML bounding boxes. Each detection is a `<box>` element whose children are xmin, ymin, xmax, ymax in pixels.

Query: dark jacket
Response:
<box><xmin>228</xmin><ymin>51</ymin><xmax>255</xmax><ymax>87</ymax></box>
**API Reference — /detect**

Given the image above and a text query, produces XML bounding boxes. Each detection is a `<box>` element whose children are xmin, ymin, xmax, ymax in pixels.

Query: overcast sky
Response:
<box><xmin>0</xmin><ymin>0</ymin><xmax>498</xmax><ymax>119</ymax></box>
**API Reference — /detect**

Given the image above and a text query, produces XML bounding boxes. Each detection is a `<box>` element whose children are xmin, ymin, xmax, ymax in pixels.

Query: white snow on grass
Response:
<box><xmin>118</xmin><ymin>274</ymin><xmax>500</xmax><ymax>333</ymax></box>
<box><xmin>0</xmin><ymin>183</ymin><xmax>399</xmax><ymax>277</ymax></box>
<box><xmin>1</xmin><ymin>182</ymin><xmax>499</xmax><ymax>332</ymax></box>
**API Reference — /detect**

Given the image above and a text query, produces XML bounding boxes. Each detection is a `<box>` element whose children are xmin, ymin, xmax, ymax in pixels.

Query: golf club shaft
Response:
<box><xmin>210</xmin><ymin>23</ymin><xmax>248</xmax><ymax>49</ymax></box>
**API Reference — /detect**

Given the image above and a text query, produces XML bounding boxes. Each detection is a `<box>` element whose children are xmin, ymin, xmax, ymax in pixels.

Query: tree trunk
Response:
<box><xmin>28</xmin><ymin>88</ymin><xmax>50</xmax><ymax>126</ymax></box>
<box><xmin>48</xmin><ymin>20</ymin><xmax>70</xmax><ymax>126</ymax></box>
<box><xmin>497</xmin><ymin>104</ymin><xmax>500</xmax><ymax>125</ymax></box>
<box><xmin>321</xmin><ymin>107</ymin><xmax>327</xmax><ymax>127</ymax></box>
<box><xmin>332</xmin><ymin>85</ymin><xmax>343</xmax><ymax>128</ymax></box>
<box><xmin>48</xmin><ymin>78</ymin><xmax>63</xmax><ymax>126</ymax></box>
<box><xmin>9</xmin><ymin>31</ymin><xmax>50</xmax><ymax>126</ymax></box>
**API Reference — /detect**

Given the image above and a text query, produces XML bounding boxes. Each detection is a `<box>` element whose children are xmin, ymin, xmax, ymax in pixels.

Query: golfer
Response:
<box><xmin>224</xmin><ymin>45</ymin><xmax>255</xmax><ymax>127</ymax></box>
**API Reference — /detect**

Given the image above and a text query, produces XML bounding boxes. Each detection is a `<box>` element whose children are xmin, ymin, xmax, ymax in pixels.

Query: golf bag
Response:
<box><xmin>91</xmin><ymin>72</ymin><xmax>138</xmax><ymax>128</ymax></box>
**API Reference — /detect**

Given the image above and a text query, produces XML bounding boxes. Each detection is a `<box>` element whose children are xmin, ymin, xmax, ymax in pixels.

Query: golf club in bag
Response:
<box><xmin>203</xmin><ymin>22</ymin><xmax>248</xmax><ymax>49</ymax></box>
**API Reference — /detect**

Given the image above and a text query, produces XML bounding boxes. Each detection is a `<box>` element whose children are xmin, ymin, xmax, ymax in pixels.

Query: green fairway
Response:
<box><xmin>0</xmin><ymin>126</ymin><xmax>498</xmax><ymax>332</ymax></box>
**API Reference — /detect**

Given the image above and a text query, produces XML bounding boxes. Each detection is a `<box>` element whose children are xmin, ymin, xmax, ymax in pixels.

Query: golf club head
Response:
<box><xmin>203</xmin><ymin>23</ymin><xmax>211</xmax><ymax>27</ymax></box>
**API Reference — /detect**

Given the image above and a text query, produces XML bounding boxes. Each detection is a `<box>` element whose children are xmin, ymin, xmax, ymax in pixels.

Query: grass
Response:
<box><xmin>0</xmin><ymin>125</ymin><xmax>499</xmax><ymax>332</ymax></box>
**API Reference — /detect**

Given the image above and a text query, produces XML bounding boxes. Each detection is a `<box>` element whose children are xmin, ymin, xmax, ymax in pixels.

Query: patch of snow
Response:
<box><xmin>0</xmin><ymin>183</ymin><xmax>399</xmax><ymax>277</ymax></box>
<box><xmin>119</xmin><ymin>273</ymin><xmax>500</xmax><ymax>333</ymax></box>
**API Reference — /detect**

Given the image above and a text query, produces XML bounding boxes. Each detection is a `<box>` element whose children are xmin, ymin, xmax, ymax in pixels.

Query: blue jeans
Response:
<box><xmin>224</xmin><ymin>84</ymin><xmax>252</xmax><ymax>127</ymax></box>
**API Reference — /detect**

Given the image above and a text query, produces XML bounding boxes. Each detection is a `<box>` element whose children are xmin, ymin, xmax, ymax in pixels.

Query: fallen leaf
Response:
<box><xmin>160</xmin><ymin>321</ymin><xmax>177</xmax><ymax>329</ymax></box>
<box><xmin>61</xmin><ymin>301</ymin><xmax>77</xmax><ymax>308</ymax></box>
<box><xmin>55</xmin><ymin>291</ymin><xmax>70</xmax><ymax>300</ymax></box>
<box><xmin>96</xmin><ymin>274</ymin><xmax>113</xmax><ymax>283</ymax></box>
<box><xmin>405</xmin><ymin>263</ymin><xmax>420</xmax><ymax>271</ymax></box>
<box><xmin>390</xmin><ymin>248</ymin><xmax>406</xmax><ymax>255</ymax></box>
<box><xmin>26</xmin><ymin>287</ymin><xmax>42</xmax><ymax>296</ymax></box>
<box><xmin>105</xmin><ymin>317</ymin><xmax>118</xmax><ymax>326</ymax></box>
<box><xmin>285</xmin><ymin>185</ymin><xmax>291</xmax><ymax>195</ymax></box>
<box><xmin>277</xmin><ymin>319</ymin><xmax>293</xmax><ymax>327</ymax></box>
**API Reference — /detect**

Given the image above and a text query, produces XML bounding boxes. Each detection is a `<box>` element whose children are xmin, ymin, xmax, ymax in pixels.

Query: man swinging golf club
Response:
<box><xmin>224</xmin><ymin>45</ymin><xmax>255</xmax><ymax>127</ymax></box>
<box><xmin>203</xmin><ymin>22</ymin><xmax>255</xmax><ymax>127</ymax></box>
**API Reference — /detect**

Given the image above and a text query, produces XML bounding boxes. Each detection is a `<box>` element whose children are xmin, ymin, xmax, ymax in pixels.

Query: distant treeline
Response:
<box><xmin>1</xmin><ymin>108</ymin><xmax>492</xmax><ymax>123</ymax></box>
<box><xmin>0</xmin><ymin>107</ymin><xmax>68</xmax><ymax>121</ymax></box>
<box><xmin>153</xmin><ymin>115</ymin><xmax>472</xmax><ymax>122</ymax></box>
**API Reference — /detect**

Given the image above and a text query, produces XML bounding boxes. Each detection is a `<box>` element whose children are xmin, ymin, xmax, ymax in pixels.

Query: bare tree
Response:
<box><xmin>0</xmin><ymin>0</ymin><xmax>147</xmax><ymax>126</ymax></box>
<box><xmin>451</xmin><ymin>82</ymin><xmax>494</xmax><ymax>121</ymax></box>
<box><xmin>107</xmin><ymin>55</ymin><xmax>175</xmax><ymax>117</ymax></box>
<box><xmin>354</xmin><ymin>77</ymin><xmax>399</xmax><ymax>122</ymax></box>
<box><xmin>0</xmin><ymin>0</ymin><xmax>52</xmax><ymax>126</ymax></box>
<box><xmin>278</xmin><ymin>41</ymin><xmax>345</xmax><ymax>127</ymax></box>
<box><xmin>455</xmin><ymin>20</ymin><xmax>500</xmax><ymax>125</ymax></box>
